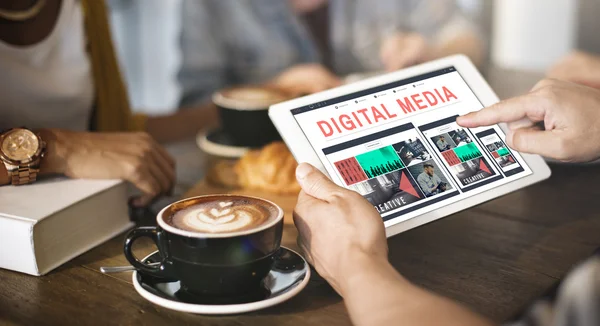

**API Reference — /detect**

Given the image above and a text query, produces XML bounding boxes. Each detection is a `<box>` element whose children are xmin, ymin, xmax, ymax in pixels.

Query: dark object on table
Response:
<box><xmin>124</xmin><ymin>195</ymin><xmax>284</xmax><ymax>297</ymax></box>
<box><xmin>128</xmin><ymin>197</ymin><xmax>159</xmax><ymax>226</ymax></box>
<box><xmin>134</xmin><ymin>247</ymin><xmax>309</xmax><ymax>312</ymax></box>
<box><xmin>213</xmin><ymin>86</ymin><xmax>291</xmax><ymax>148</ymax></box>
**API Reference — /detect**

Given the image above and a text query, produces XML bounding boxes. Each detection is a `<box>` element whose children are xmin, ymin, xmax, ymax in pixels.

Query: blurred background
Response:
<box><xmin>103</xmin><ymin>0</ymin><xmax>597</xmax><ymax>202</ymax></box>
<box><xmin>108</xmin><ymin>0</ymin><xmax>597</xmax><ymax>115</ymax></box>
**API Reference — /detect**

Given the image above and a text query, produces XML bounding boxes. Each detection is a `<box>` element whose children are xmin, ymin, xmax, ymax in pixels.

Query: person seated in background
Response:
<box><xmin>178</xmin><ymin>0</ymin><xmax>484</xmax><ymax>106</ymax></box>
<box><xmin>0</xmin><ymin>0</ymin><xmax>217</xmax><ymax>206</ymax></box>
<box><xmin>292</xmin><ymin>78</ymin><xmax>600</xmax><ymax>326</ymax></box>
<box><xmin>547</xmin><ymin>51</ymin><xmax>600</xmax><ymax>89</ymax></box>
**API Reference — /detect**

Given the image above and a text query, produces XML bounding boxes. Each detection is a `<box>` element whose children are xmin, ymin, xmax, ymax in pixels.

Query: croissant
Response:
<box><xmin>235</xmin><ymin>142</ymin><xmax>301</xmax><ymax>195</ymax></box>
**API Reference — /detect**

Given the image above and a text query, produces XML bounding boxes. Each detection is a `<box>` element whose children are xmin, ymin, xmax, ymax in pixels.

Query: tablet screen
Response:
<box><xmin>291</xmin><ymin>67</ymin><xmax>533</xmax><ymax>225</ymax></box>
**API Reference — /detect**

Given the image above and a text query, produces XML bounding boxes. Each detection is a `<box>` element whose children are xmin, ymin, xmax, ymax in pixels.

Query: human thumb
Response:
<box><xmin>296</xmin><ymin>163</ymin><xmax>344</xmax><ymax>202</ymax></box>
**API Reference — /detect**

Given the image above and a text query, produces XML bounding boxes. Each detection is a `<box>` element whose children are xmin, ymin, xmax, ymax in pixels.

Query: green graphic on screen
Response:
<box><xmin>497</xmin><ymin>147</ymin><xmax>510</xmax><ymax>157</ymax></box>
<box><xmin>356</xmin><ymin>146</ymin><xmax>404</xmax><ymax>179</ymax></box>
<box><xmin>453</xmin><ymin>143</ymin><xmax>482</xmax><ymax>162</ymax></box>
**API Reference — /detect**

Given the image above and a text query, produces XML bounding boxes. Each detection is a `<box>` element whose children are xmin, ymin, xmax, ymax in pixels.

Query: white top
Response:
<box><xmin>0</xmin><ymin>0</ymin><xmax>94</xmax><ymax>132</ymax></box>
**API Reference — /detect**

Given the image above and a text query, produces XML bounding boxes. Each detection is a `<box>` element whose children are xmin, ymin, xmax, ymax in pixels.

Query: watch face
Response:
<box><xmin>1</xmin><ymin>129</ymin><xmax>39</xmax><ymax>162</ymax></box>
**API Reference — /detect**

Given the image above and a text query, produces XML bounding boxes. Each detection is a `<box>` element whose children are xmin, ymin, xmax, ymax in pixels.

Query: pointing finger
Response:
<box><xmin>457</xmin><ymin>94</ymin><xmax>545</xmax><ymax>128</ymax></box>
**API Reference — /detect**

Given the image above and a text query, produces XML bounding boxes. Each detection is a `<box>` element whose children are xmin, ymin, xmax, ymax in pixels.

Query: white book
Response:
<box><xmin>0</xmin><ymin>178</ymin><xmax>133</xmax><ymax>276</ymax></box>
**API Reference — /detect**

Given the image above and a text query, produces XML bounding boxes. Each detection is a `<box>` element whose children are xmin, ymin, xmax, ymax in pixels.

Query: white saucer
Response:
<box><xmin>196</xmin><ymin>129</ymin><xmax>250</xmax><ymax>158</ymax></box>
<box><xmin>132</xmin><ymin>247</ymin><xmax>311</xmax><ymax>315</ymax></box>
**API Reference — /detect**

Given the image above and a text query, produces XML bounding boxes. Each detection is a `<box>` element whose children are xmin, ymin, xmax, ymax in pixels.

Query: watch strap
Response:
<box><xmin>8</xmin><ymin>164</ymin><xmax>39</xmax><ymax>185</ymax></box>
<box><xmin>1</xmin><ymin>128</ymin><xmax>44</xmax><ymax>186</ymax></box>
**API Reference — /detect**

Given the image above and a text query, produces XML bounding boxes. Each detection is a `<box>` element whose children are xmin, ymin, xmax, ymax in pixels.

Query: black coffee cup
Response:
<box><xmin>124</xmin><ymin>195</ymin><xmax>284</xmax><ymax>297</ymax></box>
<box><xmin>213</xmin><ymin>87</ymin><xmax>291</xmax><ymax>148</ymax></box>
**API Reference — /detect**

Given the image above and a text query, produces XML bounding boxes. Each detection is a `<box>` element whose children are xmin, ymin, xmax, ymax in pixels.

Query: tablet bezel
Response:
<box><xmin>269</xmin><ymin>55</ymin><xmax>551</xmax><ymax>238</ymax></box>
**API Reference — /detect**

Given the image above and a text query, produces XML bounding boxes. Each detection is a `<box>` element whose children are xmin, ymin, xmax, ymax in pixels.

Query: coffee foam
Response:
<box><xmin>168</xmin><ymin>199</ymin><xmax>278</xmax><ymax>234</ymax></box>
<box><xmin>213</xmin><ymin>87</ymin><xmax>289</xmax><ymax>111</ymax></box>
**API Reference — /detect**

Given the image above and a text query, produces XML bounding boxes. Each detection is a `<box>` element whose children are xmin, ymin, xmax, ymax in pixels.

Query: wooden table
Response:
<box><xmin>2</xmin><ymin>68</ymin><xmax>600</xmax><ymax>325</ymax></box>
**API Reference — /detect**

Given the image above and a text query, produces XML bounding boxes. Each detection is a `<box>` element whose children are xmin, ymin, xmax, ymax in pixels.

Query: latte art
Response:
<box><xmin>169</xmin><ymin>199</ymin><xmax>276</xmax><ymax>234</ymax></box>
<box><xmin>182</xmin><ymin>204</ymin><xmax>255</xmax><ymax>233</ymax></box>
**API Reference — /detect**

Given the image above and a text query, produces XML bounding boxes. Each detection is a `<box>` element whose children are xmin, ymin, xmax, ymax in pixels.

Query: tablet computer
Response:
<box><xmin>269</xmin><ymin>55</ymin><xmax>551</xmax><ymax>238</ymax></box>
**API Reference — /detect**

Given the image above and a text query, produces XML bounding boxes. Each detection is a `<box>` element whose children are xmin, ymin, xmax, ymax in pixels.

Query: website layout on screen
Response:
<box><xmin>292</xmin><ymin>67</ymin><xmax>532</xmax><ymax>225</ymax></box>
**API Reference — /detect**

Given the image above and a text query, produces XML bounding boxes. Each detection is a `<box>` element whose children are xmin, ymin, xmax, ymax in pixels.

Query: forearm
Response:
<box><xmin>37</xmin><ymin>129</ymin><xmax>67</xmax><ymax>177</ymax></box>
<box><xmin>340</xmin><ymin>254</ymin><xmax>494</xmax><ymax>326</ymax></box>
<box><xmin>145</xmin><ymin>103</ymin><xmax>219</xmax><ymax>144</ymax></box>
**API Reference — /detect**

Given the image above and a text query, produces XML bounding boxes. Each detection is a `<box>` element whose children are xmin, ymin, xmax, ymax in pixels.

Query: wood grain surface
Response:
<box><xmin>1</xmin><ymin>164</ymin><xmax>599</xmax><ymax>326</ymax></box>
<box><xmin>1</xmin><ymin>68</ymin><xmax>599</xmax><ymax>325</ymax></box>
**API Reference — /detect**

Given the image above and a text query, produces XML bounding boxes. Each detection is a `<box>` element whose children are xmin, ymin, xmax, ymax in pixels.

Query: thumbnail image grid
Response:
<box><xmin>431</xmin><ymin>129</ymin><xmax>484</xmax><ymax>167</ymax></box>
<box><xmin>431</xmin><ymin>129</ymin><xmax>473</xmax><ymax>153</ymax></box>
<box><xmin>336</xmin><ymin>138</ymin><xmax>454</xmax><ymax>214</ymax></box>
<box><xmin>430</xmin><ymin>128</ymin><xmax>497</xmax><ymax>187</ymax></box>
<box><xmin>486</xmin><ymin>141</ymin><xmax>517</xmax><ymax>168</ymax></box>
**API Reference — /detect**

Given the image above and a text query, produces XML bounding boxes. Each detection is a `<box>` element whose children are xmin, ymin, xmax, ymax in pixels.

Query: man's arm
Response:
<box><xmin>341</xmin><ymin>253</ymin><xmax>492</xmax><ymax>326</ymax></box>
<box><xmin>294</xmin><ymin>164</ymin><xmax>494</xmax><ymax>326</ymax></box>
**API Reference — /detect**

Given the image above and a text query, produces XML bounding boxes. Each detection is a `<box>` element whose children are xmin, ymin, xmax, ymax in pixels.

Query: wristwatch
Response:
<box><xmin>0</xmin><ymin>128</ymin><xmax>46</xmax><ymax>185</ymax></box>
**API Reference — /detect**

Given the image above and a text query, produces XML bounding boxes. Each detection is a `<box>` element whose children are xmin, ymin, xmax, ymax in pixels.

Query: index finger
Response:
<box><xmin>457</xmin><ymin>94</ymin><xmax>545</xmax><ymax>128</ymax></box>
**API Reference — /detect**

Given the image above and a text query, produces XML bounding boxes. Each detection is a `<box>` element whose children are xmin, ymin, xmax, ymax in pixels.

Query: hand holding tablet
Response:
<box><xmin>270</xmin><ymin>55</ymin><xmax>551</xmax><ymax>237</ymax></box>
